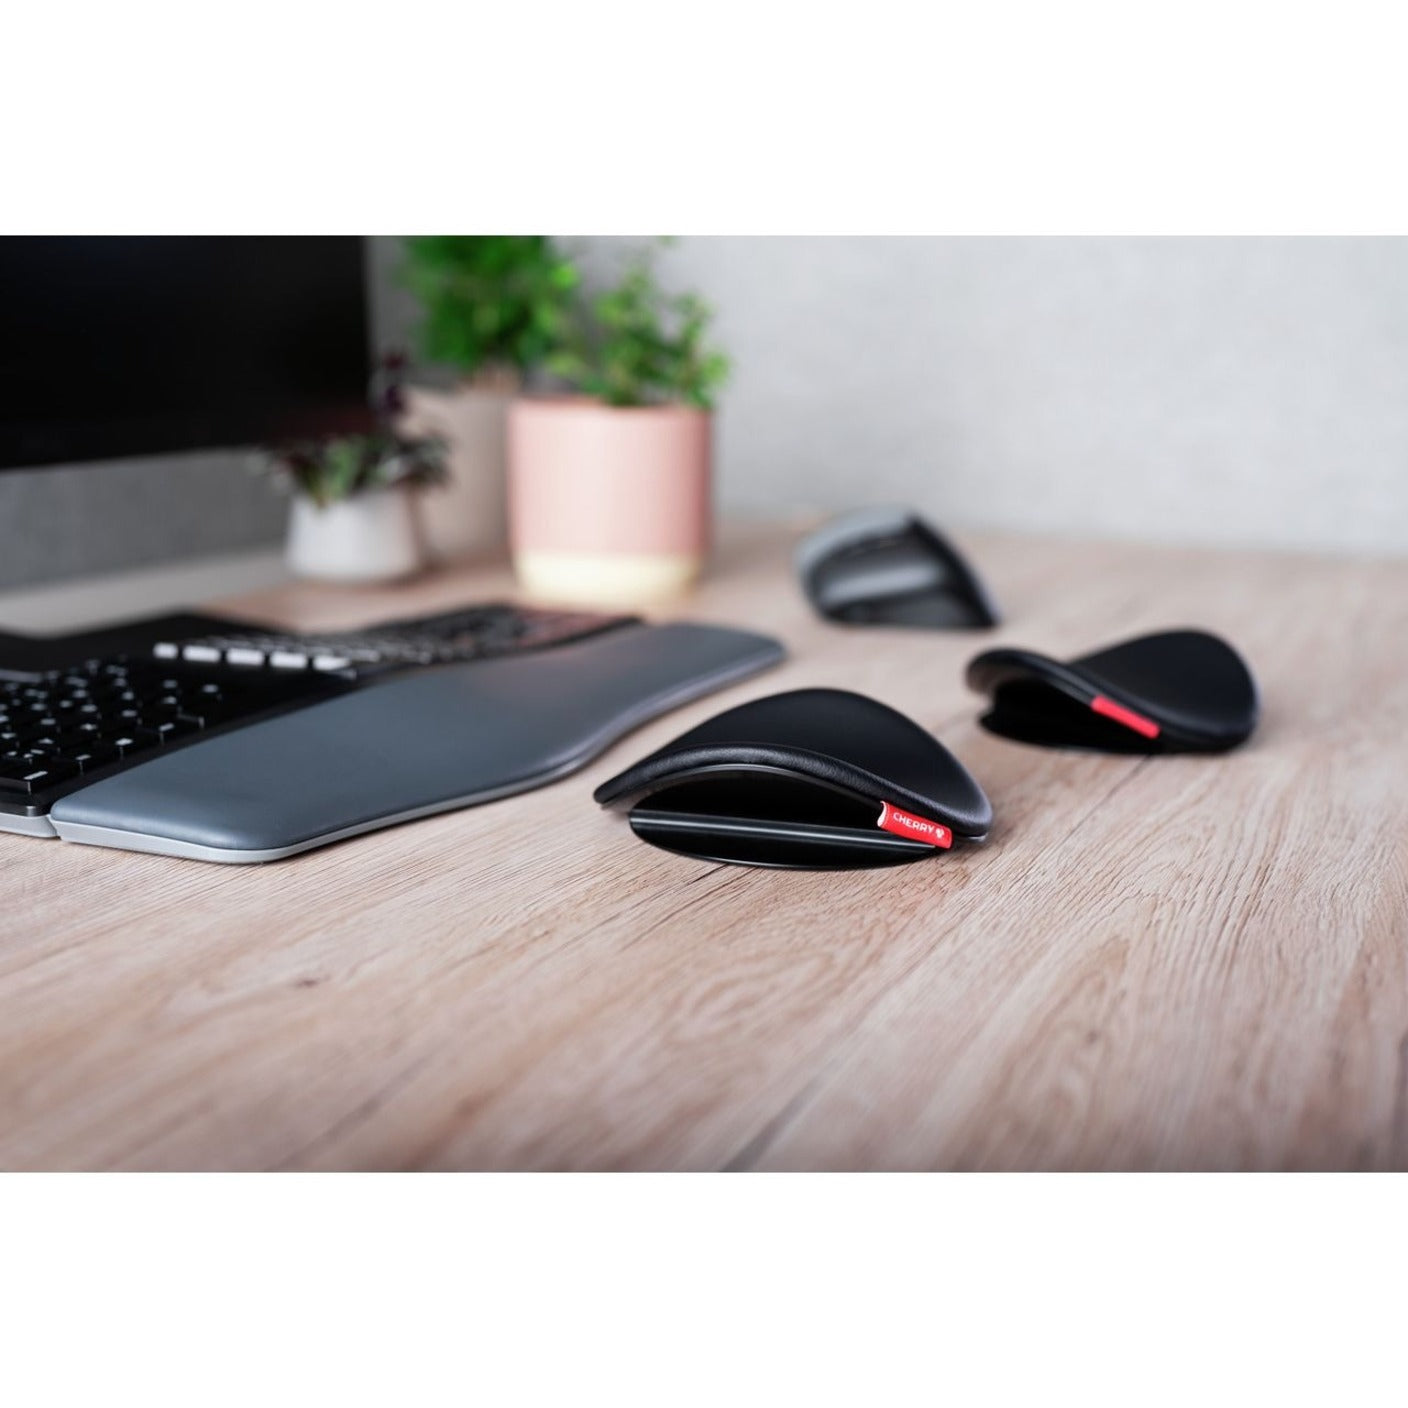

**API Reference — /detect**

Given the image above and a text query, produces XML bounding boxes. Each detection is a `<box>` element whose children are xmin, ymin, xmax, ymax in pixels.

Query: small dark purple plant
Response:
<box><xmin>255</xmin><ymin>352</ymin><xmax>446</xmax><ymax>508</ymax></box>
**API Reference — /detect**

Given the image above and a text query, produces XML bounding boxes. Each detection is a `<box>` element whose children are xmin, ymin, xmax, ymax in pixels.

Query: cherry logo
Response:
<box><xmin>877</xmin><ymin>801</ymin><xmax>952</xmax><ymax>849</ymax></box>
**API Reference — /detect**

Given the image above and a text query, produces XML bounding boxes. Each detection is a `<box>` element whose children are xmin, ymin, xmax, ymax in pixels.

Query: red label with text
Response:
<box><xmin>877</xmin><ymin>801</ymin><xmax>952</xmax><ymax>848</ymax></box>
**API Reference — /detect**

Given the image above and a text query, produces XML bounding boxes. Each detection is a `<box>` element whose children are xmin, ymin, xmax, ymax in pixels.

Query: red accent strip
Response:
<box><xmin>1090</xmin><ymin>694</ymin><xmax>1161</xmax><ymax>739</ymax></box>
<box><xmin>877</xmin><ymin>801</ymin><xmax>953</xmax><ymax>849</ymax></box>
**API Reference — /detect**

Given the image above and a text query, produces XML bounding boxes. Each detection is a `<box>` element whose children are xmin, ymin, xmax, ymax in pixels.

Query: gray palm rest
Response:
<box><xmin>48</xmin><ymin>622</ymin><xmax>785</xmax><ymax>864</ymax></box>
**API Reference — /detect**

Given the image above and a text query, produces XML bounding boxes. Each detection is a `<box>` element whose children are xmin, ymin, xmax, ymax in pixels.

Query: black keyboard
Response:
<box><xmin>0</xmin><ymin>655</ymin><xmax>341</xmax><ymax>811</ymax></box>
<box><xmin>0</xmin><ymin>603</ymin><xmax>633</xmax><ymax>824</ymax></box>
<box><xmin>152</xmin><ymin>603</ymin><xmax>631</xmax><ymax>680</ymax></box>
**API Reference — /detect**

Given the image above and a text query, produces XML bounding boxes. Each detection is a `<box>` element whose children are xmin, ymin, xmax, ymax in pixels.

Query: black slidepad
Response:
<box><xmin>967</xmin><ymin>629</ymin><xmax>1259</xmax><ymax>754</ymax></box>
<box><xmin>795</xmin><ymin>508</ymin><xmax>1000</xmax><ymax>630</ymax></box>
<box><xmin>595</xmin><ymin>688</ymin><xmax>992</xmax><ymax>870</ymax></box>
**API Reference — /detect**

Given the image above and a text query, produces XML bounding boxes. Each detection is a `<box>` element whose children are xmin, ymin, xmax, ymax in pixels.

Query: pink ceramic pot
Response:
<box><xmin>507</xmin><ymin>397</ymin><xmax>713</xmax><ymax>607</ymax></box>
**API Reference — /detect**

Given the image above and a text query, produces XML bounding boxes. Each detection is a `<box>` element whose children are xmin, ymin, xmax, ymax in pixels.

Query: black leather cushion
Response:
<box><xmin>596</xmin><ymin>688</ymin><xmax>991</xmax><ymax>835</ymax></box>
<box><xmin>967</xmin><ymin>629</ymin><xmax>1259</xmax><ymax>754</ymax></box>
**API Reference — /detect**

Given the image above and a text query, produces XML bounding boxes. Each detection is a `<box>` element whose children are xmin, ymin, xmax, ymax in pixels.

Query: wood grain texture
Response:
<box><xmin>1</xmin><ymin>520</ymin><xmax>1405</xmax><ymax>1170</ymax></box>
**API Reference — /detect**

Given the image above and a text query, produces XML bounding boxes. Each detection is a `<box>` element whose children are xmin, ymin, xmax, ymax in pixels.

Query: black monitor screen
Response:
<box><xmin>0</xmin><ymin>236</ymin><xmax>373</xmax><ymax>472</ymax></box>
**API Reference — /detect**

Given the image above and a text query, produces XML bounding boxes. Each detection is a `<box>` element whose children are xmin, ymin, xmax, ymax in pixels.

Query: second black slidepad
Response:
<box><xmin>594</xmin><ymin>688</ymin><xmax>992</xmax><ymax>870</ymax></box>
<box><xmin>795</xmin><ymin>508</ymin><xmax>1001</xmax><ymax>630</ymax></box>
<box><xmin>967</xmin><ymin>629</ymin><xmax>1259</xmax><ymax>754</ymax></box>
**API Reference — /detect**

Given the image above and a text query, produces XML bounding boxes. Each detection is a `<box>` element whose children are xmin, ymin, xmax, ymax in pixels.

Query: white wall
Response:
<box><xmin>626</xmin><ymin>238</ymin><xmax>1408</xmax><ymax>556</ymax></box>
<box><xmin>4</xmin><ymin>238</ymin><xmax>1405</xmax><ymax>594</ymax></box>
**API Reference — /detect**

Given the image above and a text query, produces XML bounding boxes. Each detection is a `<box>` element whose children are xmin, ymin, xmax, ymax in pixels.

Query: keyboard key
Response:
<box><xmin>111</xmin><ymin>731</ymin><xmax>162</xmax><ymax>756</ymax></box>
<box><xmin>0</xmin><ymin>759</ymin><xmax>78</xmax><ymax>792</ymax></box>
<box><xmin>152</xmin><ymin>718</ymin><xmax>198</xmax><ymax>742</ymax></box>
<box><xmin>68</xmin><ymin>745</ymin><xmax>120</xmax><ymax>770</ymax></box>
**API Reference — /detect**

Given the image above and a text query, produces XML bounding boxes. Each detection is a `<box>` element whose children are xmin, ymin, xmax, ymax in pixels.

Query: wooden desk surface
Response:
<box><xmin>3</xmin><ymin>522</ymin><xmax>1406</xmax><ymax>1170</ymax></box>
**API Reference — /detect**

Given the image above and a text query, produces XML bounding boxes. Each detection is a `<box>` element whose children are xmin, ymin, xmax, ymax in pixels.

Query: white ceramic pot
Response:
<box><xmin>285</xmin><ymin>489</ymin><xmax>424</xmax><ymax>583</ymax></box>
<box><xmin>398</xmin><ymin>380</ymin><xmax>516</xmax><ymax>563</ymax></box>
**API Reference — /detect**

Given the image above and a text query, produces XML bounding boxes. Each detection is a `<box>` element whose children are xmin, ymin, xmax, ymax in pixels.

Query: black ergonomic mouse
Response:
<box><xmin>795</xmin><ymin>507</ymin><xmax>1000</xmax><ymax>629</ymax></box>
<box><xmin>967</xmin><ymin>629</ymin><xmax>1259</xmax><ymax>754</ymax></box>
<box><xmin>593</xmin><ymin>688</ymin><xmax>992</xmax><ymax>870</ymax></box>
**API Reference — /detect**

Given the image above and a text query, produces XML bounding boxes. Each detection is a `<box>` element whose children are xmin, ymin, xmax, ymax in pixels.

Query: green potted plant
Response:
<box><xmin>507</xmin><ymin>246</ymin><xmax>729</xmax><ymax>606</ymax></box>
<box><xmin>255</xmin><ymin>359</ymin><xmax>447</xmax><ymax>582</ymax></box>
<box><xmin>398</xmin><ymin>236</ymin><xmax>578</xmax><ymax>562</ymax></box>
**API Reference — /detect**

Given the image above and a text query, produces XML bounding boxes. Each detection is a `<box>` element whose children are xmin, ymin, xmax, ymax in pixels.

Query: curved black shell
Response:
<box><xmin>594</xmin><ymin>688</ymin><xmax>992</xmax><ymax>870</ymax></box>
<box><xmin>967</xmin><ymin>630</ymin><xmax>1259</xmax><ymax>754</ymax></box>
<box><xmin>796</xmin><ymin>509</ymin><xmax>1000</xmax><ymax>630</ymax></box>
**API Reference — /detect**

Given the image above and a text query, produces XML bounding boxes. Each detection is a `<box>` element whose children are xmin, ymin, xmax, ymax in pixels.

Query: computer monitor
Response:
<box><xmin>0</xmin><ymin>236</ymin><xmax>373</xmax><ymax>473</ymax></box>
